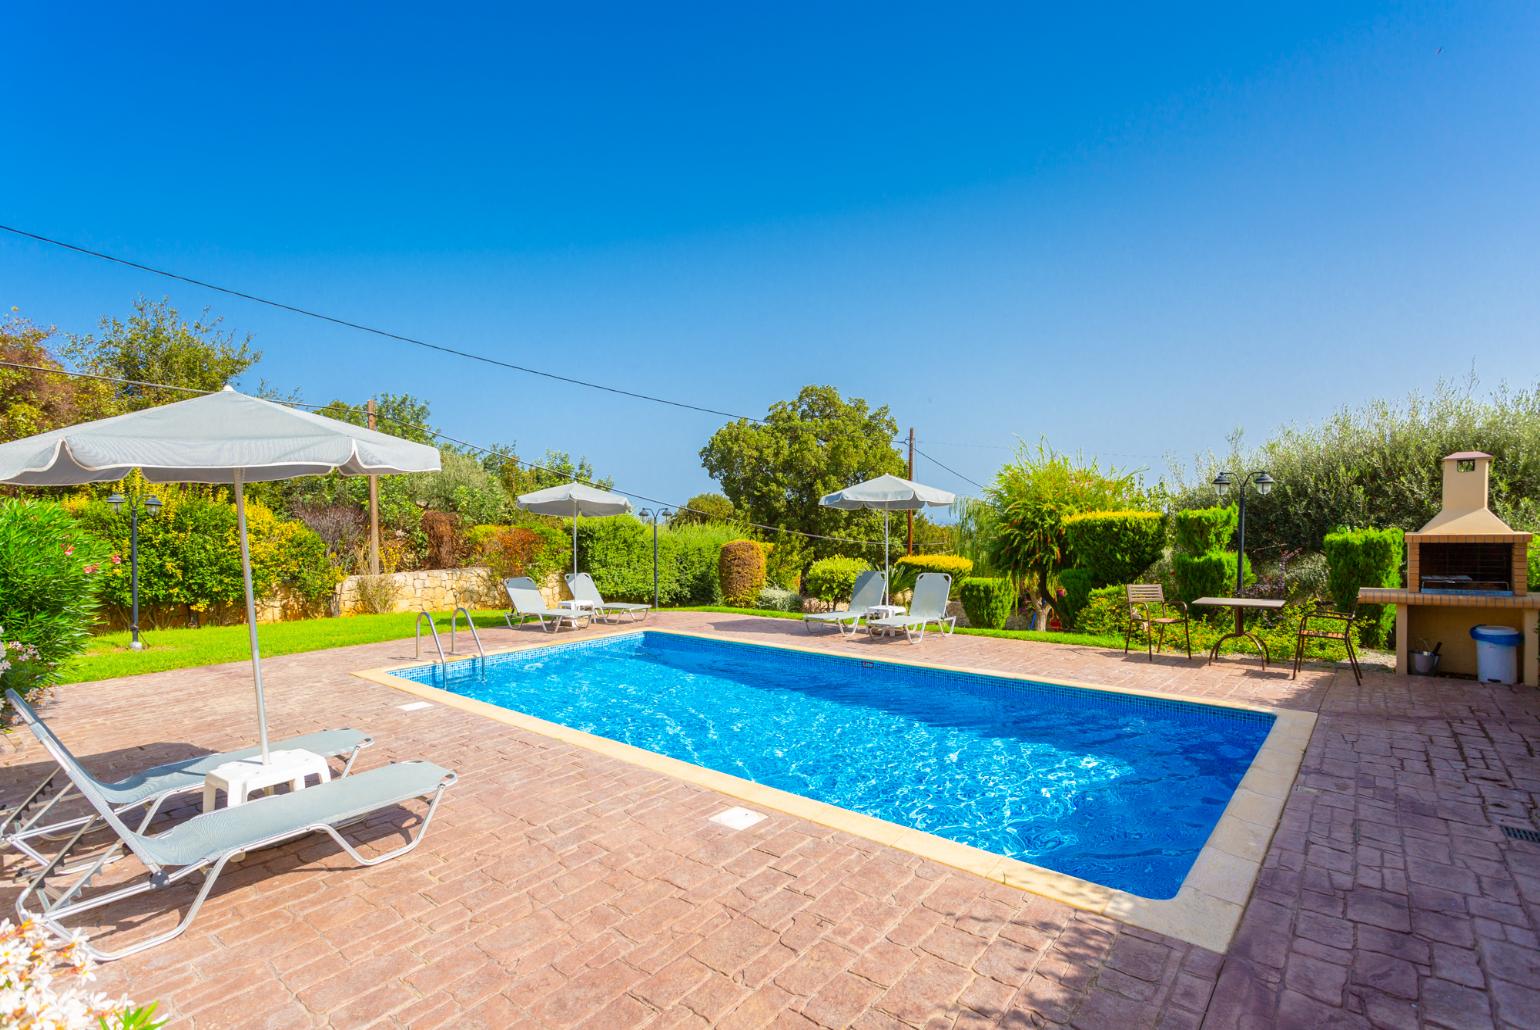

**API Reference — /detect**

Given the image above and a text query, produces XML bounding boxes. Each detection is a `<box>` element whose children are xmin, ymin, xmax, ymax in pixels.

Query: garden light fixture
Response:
<box><xmin>638</xmin><ymin>508</ymin><xmax>672</xmax><ymax>609</ymax></box>
<box><xmin>106</xmin><ymin>491</ymin><xmax>162</xmax><ymax>650</ymax></box>
<box><xmin>1209</xmin><ymin>469</ymin><xmax>1275</xmax><ymax>594</ymax></box>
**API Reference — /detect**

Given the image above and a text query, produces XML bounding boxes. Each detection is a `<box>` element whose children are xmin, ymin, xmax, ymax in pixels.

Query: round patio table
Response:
<box><xmin>1192</xmin><ymin>597</ymin><xmax>1286</xmax><ymax>668</ymax></box>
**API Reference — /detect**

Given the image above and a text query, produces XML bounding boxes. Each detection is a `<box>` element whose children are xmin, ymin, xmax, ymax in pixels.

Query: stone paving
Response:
<box><xmin>1</xmin><ymin>612</ymin><xmax>1537</xmax><ymax>1028</ymax></box>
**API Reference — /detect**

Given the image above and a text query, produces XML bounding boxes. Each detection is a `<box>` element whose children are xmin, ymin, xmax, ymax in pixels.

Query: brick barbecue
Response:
<box><xmin>1358</xmin><ymin>451</ymin><xmax>1538</xmax><ymax>684</ymax></box>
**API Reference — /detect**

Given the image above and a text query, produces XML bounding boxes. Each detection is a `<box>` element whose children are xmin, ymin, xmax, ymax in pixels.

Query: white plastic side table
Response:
<box><xmin>558</xmin><ymin>599</ymin><xmax>596</xmax><ymax>612</ymax></box>
<box><xmin>202</xmin><ymin>749</ymin><xmax>331</xmax><ymax>813</ymax></box>
<box><xmin>866</xmin><ymin>604</ymin><xmax>907</xmax><ymax>636</ymax></box>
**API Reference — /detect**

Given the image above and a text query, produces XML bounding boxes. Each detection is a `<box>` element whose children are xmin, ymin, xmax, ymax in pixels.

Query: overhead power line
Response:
<box><xmin>913</xmin><ymin>445</ymin><xmax>987</xmax><ymax>490</ymax></box>
<box><xmin>0</xmin><ymin>224</ymin><xmax>769</xmax><ymax>424</ymax></box>
<box><xmin>2</xmin><ymin>225</ymin><xmax>1029</xmax><ymax>476</ymax></box>
<box><xmin>0</xmin><ymin>360</ymin><xmax>890</xmax><ymax>547</ymax></box>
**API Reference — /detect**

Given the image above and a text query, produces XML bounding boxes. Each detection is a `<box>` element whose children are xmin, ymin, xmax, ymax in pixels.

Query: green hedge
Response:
<box><xmin>959</xmin><ymin>577</ymin><xmax>1014</xmax><ymax>629</ymax></box>
<box><xmin>1323</xmin><ymin>527</ymin><xmax>1404</xmax><ymax>649</ymax></box>
<box><xmin>1062</xmin><ymin>511</ymin><xmax>1167</xmax><ymax>587</ymax></box>
<box><xmin>71</xmin><ymin>490</ymin><xmax>336</xmax><ymax>615</ymax></box>
<box><xmin>1173</xmin><ymin>551</ymin><xmax>1254</xmax><ymax>606</ymax></box>
<box><xmin>577</xmin><ymin>517</ymin><xmax>739</xmax><ymax>605</ymax></box>
<box><xmin>763</xmin><ymin>537</ymin><xmax>809</xmax><ymax>593</ymax></box>
<box><xmin>1172</xmin><ymin>506</ymin><xmax>1237</xmax><ymax>556</ymax></box>
<box><xmin>891</xmin><ymin>554</ymin><xmax>973</xmax><ymax>596</ymax></box>
<box><xmin>1058</xmin><ymin>567</ymin><xmax>1094</xmax><ymax>629</ymax></box>
<box><xmin>719</xmin><ymin>539</ymin><xmax>767</xmax><ymax>607</ymax></box>
<box><xmin>755</xmin><ymin>586</ymin><xmax>804</xmax><ymax>612</ymax></box>
<box><xmin>1076</xmin><ymin>585</ymin><xmax>1128</xmax><ymax>637</ymax></box>
<box><xmin>803</xmin><ymin>556</ymin><xmax>873</xmax><ymax>603</ymax></box>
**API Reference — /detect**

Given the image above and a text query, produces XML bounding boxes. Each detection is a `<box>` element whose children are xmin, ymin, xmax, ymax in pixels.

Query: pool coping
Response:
<box><xmin>352</xmin><ymin>624</ymin><xmax>1316</xmax><ymax>953</ymax></box>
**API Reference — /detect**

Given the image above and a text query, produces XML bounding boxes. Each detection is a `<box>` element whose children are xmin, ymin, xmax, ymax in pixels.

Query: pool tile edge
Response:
<box><xmin>352</xmin><ymin>628</ymin><xmax>1317</xmax><ymax>954</ymax></box>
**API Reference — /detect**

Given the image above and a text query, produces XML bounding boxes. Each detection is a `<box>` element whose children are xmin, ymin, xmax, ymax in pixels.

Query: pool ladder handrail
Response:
<box><xmin>449</xmin><ymin>606</ymin><xmax>485</xmax><ymax>662</ymax></box>
<box><xmin>415</xmin><ymin>610</ymin><xmax>446</xmax><ymax>663</ymax></box>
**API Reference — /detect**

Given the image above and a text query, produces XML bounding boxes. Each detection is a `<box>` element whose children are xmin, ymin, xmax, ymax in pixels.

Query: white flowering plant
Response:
<box><xmin>0</xmin><ymin>918</ymin><xmax>162</xmax><ymax>1028</ymax></box>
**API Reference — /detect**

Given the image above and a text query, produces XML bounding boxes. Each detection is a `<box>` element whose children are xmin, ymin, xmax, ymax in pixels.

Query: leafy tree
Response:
<box><xmin>699</xmin><ymin>385</ymin><xmax>903</xmax><ymax>562</ymax></box>
<box><xmin>411</xmin><ymin>450</ymin><xmax>512</xmax><ymax>525</ymax></box>
<box><xmin>485</xmin><ymin>446</ymin><xmax>612</xmax><ymax>496</ymax></box>
<box><xmin>314</xmin><ymin>392</ymin><xmax>437</xmax><ymax>445</ymax></box>
<box><xmin>1</xmin><ymin>311</ymin><xmax>115</xmax><ymax>443</ymax></box>
<box><xmin>671</xmin><ymin>492</ymin><xmax>737</xmax><ymax>525</ymax></box>
<box><xmin>260</xmin><ymin>392</ymin><xmax>439</xmax><ymax>562</ymax></box>
<box><xmin>983</xmin><ymin>444</ymin><xmax>1150</xmax><ymax>625</ymax></box>
<box><xmin>1177</xmin><ymin>378</ymin><xmax>1540</xmax><ymax>554</ymax></box>
<box><xmin>63</xmin><ymin>297</ymin><xmax>258</xmax><ymax>406</ymax></box>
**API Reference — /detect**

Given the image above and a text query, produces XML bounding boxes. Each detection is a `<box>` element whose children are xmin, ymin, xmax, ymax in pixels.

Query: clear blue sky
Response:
<box><xmin>4</xmin><ymin>3</ymin><xmax>1537</xmax><ymax>506</ymax></box>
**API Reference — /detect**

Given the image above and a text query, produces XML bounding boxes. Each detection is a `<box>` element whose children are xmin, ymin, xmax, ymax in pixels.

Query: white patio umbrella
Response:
<box><xmin>819</xmin><ymin>473</ymin><xmax>956</xmax><ymax>605</ymax></box>
<box><xmin>0</xmin><ymin>387</ymin><xmax>442</xmax><ymax>762</ymax></box>
<box><xmin>516</xmin><ymin>481</ymin><xmax>632</xmax><ymax>577</ymax></box>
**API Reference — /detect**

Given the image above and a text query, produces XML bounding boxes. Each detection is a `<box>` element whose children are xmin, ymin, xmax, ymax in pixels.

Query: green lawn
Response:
<box><xmin>60</xmin><ymin>609</ymin><xmax>509</xmax><ymax>684</ymax></box>
<box><xmin>59</xmin><ymin>603</ymin><xmax>1356</xmax><ymax>686</ymax></box>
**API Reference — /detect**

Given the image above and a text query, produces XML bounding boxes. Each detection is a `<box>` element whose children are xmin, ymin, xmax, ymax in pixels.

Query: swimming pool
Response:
<box><xmin>396</xmin><ymin>631</ymin><xmax>1275</xmax><ymax>899</ymax></box>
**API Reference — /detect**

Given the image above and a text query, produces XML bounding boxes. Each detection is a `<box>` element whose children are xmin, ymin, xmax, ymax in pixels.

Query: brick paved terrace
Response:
<box><xmin>3</xmin><ymin>612</ymin><xmax>1538</xmax><ymax>1028</ymax></box>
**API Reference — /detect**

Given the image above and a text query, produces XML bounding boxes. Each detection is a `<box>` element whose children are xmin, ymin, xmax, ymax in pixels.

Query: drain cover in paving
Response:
<box><xmin>710</xmin><ymin>806</ymin><xmax>767</xmax><ymax>830</ymax></box>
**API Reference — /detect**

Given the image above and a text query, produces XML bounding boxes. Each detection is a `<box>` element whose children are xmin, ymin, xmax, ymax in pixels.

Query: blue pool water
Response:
<box><xmin>398</xmin><ymin>632</ymin><xmax>1273</xmax><ymax>898</ymax></box>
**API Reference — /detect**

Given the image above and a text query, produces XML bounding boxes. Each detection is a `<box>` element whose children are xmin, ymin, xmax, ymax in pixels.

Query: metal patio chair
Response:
<box><xmin>1292</xmin><ymin>602</ymin><xmax>1362</xmax><ymax>685</ymax></box>
<box><xmin>1124</xmin><ymin>584</ymin><xmax>1192</xmax><ymax>661</ymax></box>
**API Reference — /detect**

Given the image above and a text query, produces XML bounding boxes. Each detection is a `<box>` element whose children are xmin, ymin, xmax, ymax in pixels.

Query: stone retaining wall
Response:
<box><xmin>96</xmin><ymin>566</ymin><xmax>571</xmax><ymax>629</ymax></box>
<box><xmin>334</xmin><ymin>566</ymin><xmax>568</xmax><ymax>614</ymax></box>
<box><xmin>336</xmin><ymin>567</ymin><xmax>501</xmax><ymax>615</ymax></box>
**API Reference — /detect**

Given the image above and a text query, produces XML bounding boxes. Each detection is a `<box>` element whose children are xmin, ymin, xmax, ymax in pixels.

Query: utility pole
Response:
<box><xmin>367</xmin><ymin>398</ymin><xmax>381</xmax><ymax>575</ymax></box>
<box><xmin>906</xmin><ymin>427</ymin><xmax>916</xmax><ymax>554</ymax></box>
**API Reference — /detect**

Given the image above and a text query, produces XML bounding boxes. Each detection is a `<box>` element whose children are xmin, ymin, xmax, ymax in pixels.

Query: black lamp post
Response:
<box><xmin>638</xmin><ymin>508</ymin><xmax>672</xmax><ymax>609</ymax></box>
<box><xmin>1210</xmin><ymin>470</ymin><xmax>1275</xmax><ymax>593</ymax></box>
<box><xmin>107</xmin><ymin>491</ymin><xmax>162</xmax><ymax>650</ymax></box>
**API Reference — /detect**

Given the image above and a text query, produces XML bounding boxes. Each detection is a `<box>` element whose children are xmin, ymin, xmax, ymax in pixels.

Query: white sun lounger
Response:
<box><xmin>566</xmin><ymin>572</ymin><xmax>650</xmax><ymax>623</ymax></box>
<box><xmin>7</xmin><ymin>688</ymin><xmax>455</xmax><ymax>962</ymax></box>
<box><xmin>803</xmin><ymin>570</ymin><xmax>887</xmax><ymax>636</ymax></box>
<box><xmin>504</xmin><ymin>576</ymin><xmax>591</xmax><ymax>632</ymax></box>
<box><xmin>0</xmin><ymin>707</ymin><xmax>372</xmax><ymax>872</ymax></box>
<box><xmin>866</xmin><ymin>572</ymin><xmax>956</xmax><ymax>643</ymax></box>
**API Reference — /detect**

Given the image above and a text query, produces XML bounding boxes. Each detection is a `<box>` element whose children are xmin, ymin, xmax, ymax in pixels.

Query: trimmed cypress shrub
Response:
<box><xmin>959</xmin><ymin>577</ymin><xmax>1015</xmax><ymax>630</ymax></box>
<box><xmin>1173</xmin><ymin>551</ymin><xmax>1254</xmax><ymax>607</ymax></box>
<box><xmin>1323</xmin><ymin>527</ymin><xmax>1404</xmax><ymax>649</ymax></box>
<box><xmin>1172</xmin><ymin>506</ymin><xmax>1238</xmax><ymax>555</ymax></box>
<box><xmin>1062</xmin><ymin>510</ymin><xmax>1167</xmax><ymax>587</ymax></box>
<box><xmin>718</xmin><ymin>539</ymin><xmax>768</xmax><ymax>607</ymax></box>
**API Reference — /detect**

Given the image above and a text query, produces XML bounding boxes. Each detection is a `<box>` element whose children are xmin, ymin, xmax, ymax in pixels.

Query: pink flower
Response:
<box><xmin>62</xmin><ymin>544</ymin><xmax>74</xmax><ymax>556</ymax></box>
<box><xmin>111</xmin><ymin>554</ymin><xmax>122</xmax><ymax>565</ymax></box>
<box><xmin>82</xmin><ymin>563</ymin><xmax>99</xmax><ymax>574</ymax></box>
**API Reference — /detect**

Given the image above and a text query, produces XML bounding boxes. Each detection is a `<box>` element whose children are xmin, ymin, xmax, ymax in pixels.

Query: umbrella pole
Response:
<box><xmin>883</xmin><ymin>511</ymin><xmax>890</xmax><ymax>606</ymax></box>
<box><xmin>233</xmin><ymin>472</ymin><xmax>272</xmax><ymax>764</ymax></box>
<box><xmin>572</xmin><ymin>500</ymin><xmax>579</xmax><ymax>578</ymax></box>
